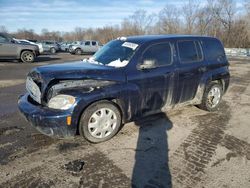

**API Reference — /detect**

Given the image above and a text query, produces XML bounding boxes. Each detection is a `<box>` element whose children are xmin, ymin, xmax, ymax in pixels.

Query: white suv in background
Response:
<box><xmin>69</xmin><ymin>40</ymin><xmax>101</xmax><ymax>55</ymax></box>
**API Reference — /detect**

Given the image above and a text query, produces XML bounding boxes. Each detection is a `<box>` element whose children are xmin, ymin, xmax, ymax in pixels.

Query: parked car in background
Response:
<box><xmin>15</xmin><ymin>39</ymin><xmax>44</xmax><ymax>54</ymax></box>
<box><xmin>68</xmin><ymin>41</ymin><xmax>82</xmax><ymax>52</ymax></box>
<box><xmin>18</xmin><ymin>35</ymin><xmax>230</xmax><ymax>143</ymax></box>
<box><xmin>0</xmin><ymin>32</ymin><xmax>40</xmax><ymax>63</ymax></box>
<box><xmin>60</xmin><ymin>42</ymin><xmax>72</xmax><ymax>52</ymax></box>
<box><xmin>69</xmin><ymin>40</ymin><xmax>101</xmax><ymax>55</ymax></box>
<box><xmin>41</xmin><ymin>41</ymin><xmax>59</xmax><ymax>54</ymax></box>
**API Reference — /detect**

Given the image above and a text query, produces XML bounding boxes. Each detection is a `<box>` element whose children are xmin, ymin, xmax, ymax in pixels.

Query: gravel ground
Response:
<box><xmin>0</xmin><ymin>53</ymin><xmax>249</xmax><ymax>188</ymax></box>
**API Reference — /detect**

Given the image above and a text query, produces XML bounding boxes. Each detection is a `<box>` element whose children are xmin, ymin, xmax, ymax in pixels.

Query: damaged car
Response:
<box><xmin>18</xmin><ymin>35</ymin><xmax>230</xmax><ymax>143</ymax></box>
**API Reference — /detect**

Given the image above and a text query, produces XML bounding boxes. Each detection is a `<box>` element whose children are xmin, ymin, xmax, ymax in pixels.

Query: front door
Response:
<box><xmin>0</xmin><ymin>34</ymin><xmax>17</xmax><ymax>58</ymax></box>
<box><xmin>128</xmin><ymin>41</ymin><xmax>177</xmax><ymax>116</ymax></box>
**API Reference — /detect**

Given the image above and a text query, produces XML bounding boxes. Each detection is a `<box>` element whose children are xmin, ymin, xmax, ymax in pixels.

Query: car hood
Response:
<box><xmin>17</xmin><ymin>43</ymin><xmax>38</xmax><ymax>50</ymax></box>
<box><xmin>31</xmin><ymin>61</ymin><xmax>126</xmax><ymax>84</ymax></box>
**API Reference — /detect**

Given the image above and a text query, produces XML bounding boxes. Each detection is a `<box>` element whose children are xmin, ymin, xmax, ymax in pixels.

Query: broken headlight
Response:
<box><xmin>48</xmin><ymin>94</ymin><xmax>75</xmax><ymax>110</ymax></box>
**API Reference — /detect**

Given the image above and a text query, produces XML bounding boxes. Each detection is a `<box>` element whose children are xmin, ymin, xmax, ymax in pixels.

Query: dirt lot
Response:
<box><xmin>0</xmin><ymin>53</ymin><xmax>249</xmax><ymax>188</ymax></box>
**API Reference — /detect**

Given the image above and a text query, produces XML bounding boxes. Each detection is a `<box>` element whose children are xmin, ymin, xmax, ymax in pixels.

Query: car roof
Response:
<box><xmin>124</xmin><ymin>35</ymin><xmax>217</xmax><ymax>44</ymax></box>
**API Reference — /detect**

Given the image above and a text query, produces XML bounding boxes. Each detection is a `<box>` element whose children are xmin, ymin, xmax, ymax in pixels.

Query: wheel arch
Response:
<box><xmin>19</xmin><ymin>49</ymin><xmax>34</xmax><ymax>59</ymax></box>
<box><xmin>75</xmin><ymin>98</ymin><xmax>126</xmax><ymax>135</ymax></box>
<box><xmin>208</xmin><ymin>78</ymin><xmax>229</xmax><ymax>94</ymax></box>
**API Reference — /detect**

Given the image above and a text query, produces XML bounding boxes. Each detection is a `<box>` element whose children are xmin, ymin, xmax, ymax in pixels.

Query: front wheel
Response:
<box><xmin>198</xmin><ymin>82</ymin><xmax>223</xmax><ymax>111</ymax></box>
<box><xmin>20</xmin><ymin>51</ymin><xmax>34</xmax><ymax>63</ymax></box>
<box><xmin>75</xmin><ymin>48</ymin><xmax>82</xmax><ymax>55</ymax></box>
<box><xmin>79</xmin><ymin>101</ymin><xmax>122</xmax><ymax>143</ymax></box>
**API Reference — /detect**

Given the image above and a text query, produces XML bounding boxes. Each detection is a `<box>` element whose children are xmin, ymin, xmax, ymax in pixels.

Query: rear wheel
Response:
<box><xmin>198</xmin><ymin>82</ymin><xmax>222</xmax><ymax>111</ymax></box>
<box><xmin>79</xmin><ymin>101</ymin><xmax>122</xmax><ymax>143</ymax></box>
<box><xmin>50</xmin><ymin>47</ymin><xmax>56</xmax><ymax>54</ymax></box>
<box><xmin>20</xmin><ymin>51</ymin><xmax>34</xmax><ymax>63</ymax></box>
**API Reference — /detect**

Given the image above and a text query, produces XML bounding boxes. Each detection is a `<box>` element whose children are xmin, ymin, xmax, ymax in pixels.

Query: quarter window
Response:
<box><xmin>141</xmin><ymin>43</ymin><xmax>172</xmax><ymax>67</ymax></box>
<box><xmin>178</xmin><ymin>41</ymin><xmax>202</xmax><ymax>63</ymax></box>
<box><xmin>203</xmin><ymin>39</ymin><xmax>226</xmax><ymax>62</ymax></box>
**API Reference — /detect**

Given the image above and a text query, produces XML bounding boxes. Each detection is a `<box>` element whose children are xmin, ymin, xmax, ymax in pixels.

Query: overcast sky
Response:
<box><xmin>0</xmin><ymin>0</ymin><xmax>245</xmax><ymax>33</ymax></box>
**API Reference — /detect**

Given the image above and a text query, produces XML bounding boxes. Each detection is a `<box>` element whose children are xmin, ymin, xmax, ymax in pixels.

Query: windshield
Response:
<box><xmin>86</xmin><ymin>40</ymin><xmax>138</xmax><ymax>68</ymax></box>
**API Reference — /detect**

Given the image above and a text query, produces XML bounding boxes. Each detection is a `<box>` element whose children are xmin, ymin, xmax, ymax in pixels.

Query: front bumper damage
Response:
<box><xmin>18</xmin><ymin>94</ymin><xmax>76</xmax><ymax>138</ymax></box>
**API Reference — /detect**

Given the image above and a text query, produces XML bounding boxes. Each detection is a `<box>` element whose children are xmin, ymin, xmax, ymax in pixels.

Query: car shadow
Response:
<box><xmin>0</xmin><ymin>59</ymin><xmax>22</xmax><ymax>64</ymax></box>
<box><xmin>34</xmin><ymin>56</ymin><xmax>61</xmax><ymax>62</ymax></box>
<box><xmin>132</xmin><ymin>113</ymin><xmax>172</xmax><ymax>188</ymax></box>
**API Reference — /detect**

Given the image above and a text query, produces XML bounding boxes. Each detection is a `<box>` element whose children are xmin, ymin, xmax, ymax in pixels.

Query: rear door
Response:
<box><xmin>91</xmin><ymin>41</ymin><xmax>98</xmax><ymax>53</ymax></box>
<box><xmin>84</xmin><ymin>41</ymin><xmax>91</xmax><ymax>52</ymax></box>
<box><xmin>175</xmin><ymin>40</ymin><xmax>206</xmax><ymax>103</ymax></box>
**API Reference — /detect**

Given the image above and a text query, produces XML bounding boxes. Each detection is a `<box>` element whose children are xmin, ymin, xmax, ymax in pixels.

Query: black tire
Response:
<box><xmin>50</xmin><ymin>47</ymin><xmax>56</xmax><ymax>54</ymax></box>
<box><xmin>198</xmin><ymin>82</ymin><xmax>223</xmax><ymax>112</ymax></box>
<box><xmin>79</xmin><ymin>101</ymin><xmax>122</xmax><ymax>143</ymax></box>
<box><xmin>75</xmin><ymin>48</ymin><xmax>82</xmax><ymax>55</ymax></box>
<box><xmin>20</xmin><ymin>51</ymin><xmax>34</xmax><ymax>63</ymax></box>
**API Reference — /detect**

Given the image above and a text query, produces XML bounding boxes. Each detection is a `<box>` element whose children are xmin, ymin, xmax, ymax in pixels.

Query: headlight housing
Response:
<box><xmin>48</xmin><ymin>94</ymin><xmax>75</xmax><ymax>110</ymax></box>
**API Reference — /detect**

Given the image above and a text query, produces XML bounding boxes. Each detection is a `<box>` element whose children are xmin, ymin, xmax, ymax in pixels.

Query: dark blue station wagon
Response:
<box><xmin>18</xmin><ymin>35</ymin><xmax>230</xmax><ymax>143</ymax></box>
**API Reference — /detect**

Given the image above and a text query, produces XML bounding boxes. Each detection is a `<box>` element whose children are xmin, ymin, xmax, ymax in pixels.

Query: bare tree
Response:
<box><xmin>0</xmin><ymin>25</ymin><xmax>8</xmax><ymax>33</ymax></box>
<box><xmin>121</xmin><ymin>10</ymin><xmax>154</xmax><ymax>35</ymax></box>
<box><xmin>158</xmin><ymin>5</ymin><xmax>181</xmax><ymax>34</ymax></box>
<box><xmin>4</xmin><ymin>2</ymin><xmax>250</xmax><ymax>48</ymax></box>
<box><xmin>209</xmin><ymin>0</ymin><xmax>236</xmax><ymax>45</ymax></box>
<box><xmin>231</xmin><ymin>19</ymin><xmax>249</xmax><ymax>48</ymax></box>
<box><xmin>182</xmin><ymin>0</ymin><xmax>200</xmax><ymax>34</ymax></box>
<box><xmin>196</xmin><ymin>6</ymin><xmax>213</xmax><ymax>35</ymax></box>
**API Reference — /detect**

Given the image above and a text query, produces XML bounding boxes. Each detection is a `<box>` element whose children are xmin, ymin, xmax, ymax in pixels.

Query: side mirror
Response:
<box><xmin>139</xmin><ymin>59</ymin><xmax>156</xmax><ymax>69</ymax></box>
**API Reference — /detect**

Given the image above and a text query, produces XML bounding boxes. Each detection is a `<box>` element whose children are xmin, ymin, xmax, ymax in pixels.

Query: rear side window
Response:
<box><xmin>178</xmin><ymin>40</ymin><xmax>202</xmax><ymax>63</ymax></box>
<box><xmin>142</xmin><ymin>43</ymin><xmax>172</xmax><ymax>67</ymax></box>
<box><xmin>85</xmin><ymin>41</ymin><xmax>90</xmax><ymax>46</ymax></box>
<box><xmin>92</xmin><ymin>41</ymin><xmax>97</xmax><ymax>46</ymax></box>
<box><xmin>203</xmin><ymin>39</ymin><xmax>226</xmax><ymax>62</ymax></box>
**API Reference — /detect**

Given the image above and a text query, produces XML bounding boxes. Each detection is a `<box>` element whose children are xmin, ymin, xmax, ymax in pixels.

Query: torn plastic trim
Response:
<box><xmin>46</xmin><ymin>79</ymin><xmax>116</xmax><ymax>102</ymax></box>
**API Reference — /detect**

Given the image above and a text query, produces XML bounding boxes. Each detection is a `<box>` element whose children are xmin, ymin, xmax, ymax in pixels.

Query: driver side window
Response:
<box><xmin>0</xmin><ymin>35</ymin><xmax>8</xmax><ymax>43</ymax></box>
<box><xmin>141</xmin><ymin>42</ymin><xmax>172</xmax><ymax>67</ymax></box>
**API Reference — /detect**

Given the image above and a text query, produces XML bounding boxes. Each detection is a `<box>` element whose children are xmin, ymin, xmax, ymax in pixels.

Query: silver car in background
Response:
<box><xmin>15</xmin><ymin>39</ymin><xmax>44</xmax><ymax>54</ymax></box>
<box><xmin>69</xmin><ymin>40</ymin><xmax>101</xmax><ymax>55</ymax></box>
<box><xmin>41</xmin><ymin>41</ymin><xmax>59</xmax><ymax>54</ymax></box>
<box><xmin>60</xmin><ymin>42</ymin><xmax>72</xmax><ymax>52</ymax></box>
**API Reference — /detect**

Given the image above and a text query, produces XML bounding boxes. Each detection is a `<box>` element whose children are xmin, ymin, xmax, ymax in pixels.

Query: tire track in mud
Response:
<box><xmin>0</xmin><ymin>141</ymin><xmax>130</xmax><ymax>188</ymax></box>
<box><xmin>221</xmin><ymin>134</ymin><xmax>250</xmax><ymax>160</ymax></box>
<box><xmin>78</xmin><ymin>151</ymin><xmax>131</xmax><ymax>188</ymax></box>
<box><xmin>170</xmin><ymin>101</ymin><xmax>231</xmax><ymax>187</ymax></box>
<box><xmin>170</xmin><ymin>69</ymin><xmax>250</xmax><ymax>187</ymax></box>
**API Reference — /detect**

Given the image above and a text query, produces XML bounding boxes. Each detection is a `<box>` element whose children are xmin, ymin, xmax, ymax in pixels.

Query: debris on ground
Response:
<box><xmin>63</xmin><ymin>159</ymin><xmax>85</xmax><ymax>173</ymax></box>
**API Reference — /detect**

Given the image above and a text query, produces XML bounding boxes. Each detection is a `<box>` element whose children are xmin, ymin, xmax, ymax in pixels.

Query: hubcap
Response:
<box><xmin>88</xmin><ymin>108</ymin><xmax>117</xmax><ymax>139</ymax></box>
<box><xmin>23</xmin><ymin>53</ymin><xmax>33</xmax><ymax>62</ymax></box>
<box><xmin>207</xmin><ymin>86</ymin><xmax>221</xmax><ymax>108</ymax></box>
